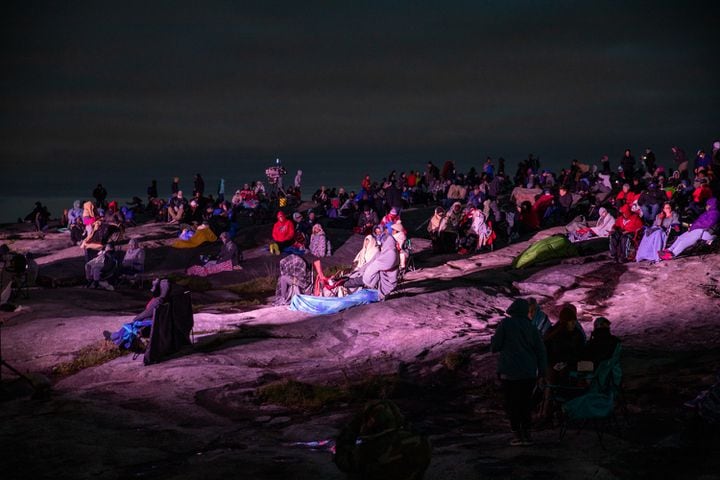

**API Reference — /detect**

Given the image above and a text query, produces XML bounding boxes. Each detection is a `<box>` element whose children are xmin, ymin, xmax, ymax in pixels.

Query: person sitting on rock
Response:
<box><xmin>120</xmin><ymin>238</ymin><xmax>146</xmax><ymax>285</ymax></box>
<box><xmin>356</xmin><ymin>204</ymin><xmax>379</xmax><ymax>236</ymax></box>
<box><xmin>167</xmin><ymin>190</ymin><xmax>188</xmax><ymax>224</ymax></box>
<box><xmin>309</xmin><ymin>223</ymin><xmax>332</xmax><ymax>257</ymax></box>
<box><xmin>568</xmin><ymin>207</ymin><xmax>615</xmax><ymax>243</ymax></box>
<box><xmin>186</xmin><ymin>232</ymin><xmax>241</xmax><ymax>277</ymax></box>
<box><xmin>608</xmin><ymin>204</ymin><xmax>644</xmax><ymax>263</ymax></box>
<box><xmin>273</xmin><ymin>254</ymin><xmax>311</xmax><ymax>305</ymax></box>
<box><xmin>659</xmin><ymin>197</ymin><xmax>719</xmax><ymax>260</ymax></box>
<box><xmin>24</xmin><ymin>201</ymin><xmax>51</xmax><ymax>233</ymax></box>
<box><xmin>341</xmin><ymin>225</ymin><xmax>401</xmax><ymax>299</ymax></box>
<box><xmin>67</xmin><ymin>200</ymin><xmax>83</xmax><ymax>229</ymax></box>
<box><xmin>270</xmin><ymin>211</ymin><xmax>295</xmax><ymax>255</ymax></box>
<box><xmin>84</xmin><ymin>243</ymin><xmax>118</xmax><ymax>290</ymax></box>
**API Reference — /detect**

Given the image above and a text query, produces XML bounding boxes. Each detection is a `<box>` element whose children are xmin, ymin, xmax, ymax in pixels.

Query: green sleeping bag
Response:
<box><xmin>512</xmin><ymin>235</ymin><xmax>579</xmax><ymax>269</ymax></box>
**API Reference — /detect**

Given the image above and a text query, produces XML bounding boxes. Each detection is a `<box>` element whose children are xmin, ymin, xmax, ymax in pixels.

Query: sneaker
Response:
<box><xmin>658</xmin><ymin>250</ymin><xmax>673</xmax><ymax>261</ymax></box>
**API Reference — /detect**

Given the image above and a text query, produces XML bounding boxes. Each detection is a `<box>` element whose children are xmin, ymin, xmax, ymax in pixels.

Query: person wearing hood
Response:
<box><xmin>491</xmin><ymin>298</ymin><xmax>547</xmax><ymax>446</ymax></box>
<box><xmin>309</xmin><ymin>223</ymin><xmax>332</xmax><ymax>257</ymax></box>
<box><xmin>568</xmin><ymin>207</ymin><xmax>615</xmax><ymax>243</ymax></box>
<box><xmin>121</xmin><ymin>238</ymin><xmax>146</xmax><ymax>278</ymax></box>
<box><xmin>660</xmin><ymin>197</ymin><xmax>719</xmax><ymax>260</ymax></box>
<box><xmin>609</xmin><ymin>204</ymin><xmax>644</xmax><ymax>262</ymax></box>
<box><xmin>343</xmin><ymin>230</ymin><xmax>400</xmax><ymax>299</ymax></box>
<box><xmin>270</xmin><ymin>211</ymin><xmax>295</xmax><ymax>254</ymax></box>
<box><xmin>84</xmin><ymin>243</ymin><xmax>117</xmax><ymax>290</ymax></box>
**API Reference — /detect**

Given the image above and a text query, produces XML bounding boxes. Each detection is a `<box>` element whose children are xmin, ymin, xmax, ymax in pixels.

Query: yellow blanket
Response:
<box><xmin>172</xmin><ymin>228</ymin><xmax>217</xmax><ymax>248</ymax></box>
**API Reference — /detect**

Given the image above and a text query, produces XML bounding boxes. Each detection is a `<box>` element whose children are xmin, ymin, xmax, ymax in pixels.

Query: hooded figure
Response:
<box><xmin>272</xmin><ymin>211</ymin><xmax>296</xmax><ymax>249</ymax></box>
<box><xmin>491</xmin><ymin>299</ymin><xmax>547</xmax><ymax>446</ymax></box>
<box><xmin>344</xmin><ymin>234</ymin><xmax>400</xmax><ymax>298</ymax></box>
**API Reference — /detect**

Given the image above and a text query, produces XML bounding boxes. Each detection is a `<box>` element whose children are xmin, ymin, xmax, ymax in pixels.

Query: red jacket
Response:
<box><xmin>614</xmin><ymin>213</ymin><xmax>643</xmax><ymax>234</ymax></box>
<box><xmin>272</xmin><ymin>219</ymin><xmax>295</xmax><ymax>243</ymax></box>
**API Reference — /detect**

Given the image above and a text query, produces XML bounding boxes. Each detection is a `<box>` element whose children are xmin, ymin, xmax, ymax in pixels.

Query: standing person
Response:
<box><xmin>671</xmin><ymin>146</ymin><xmax>689</xmax><ymax>180</ymax></box>
<box><xmin>217</xmin><ymin>178</ymin><xmax>225</xmax><ymax>202</ymax></box>
<box><xmin>491</xmin><ymin>298</ymin><xmax>547</xmax><ymax>446</ymax></box>
<box><xmin>620</xmin><ymin>149</ymin><xmax>635</xmax><ymax>180</ymax></box>
<box><xmin>147</xmin><ymin>179</ymin><xmax>158</xmax><ymax>201</ymax></box>
<box><xmin>93</xmin><ymin>183</ymin><xmax>108</xmax><ymax>208</ymax></box>
<box><xmin>193</xmin><ymin>173</ymin><xmax>205</xmax><ymax>196</ymax></box>
<box><xmin>294</xmin><ymin>170</ymin><xmax>303</xmax><ymax>190</ymax></box>
<box><xmin>171</xmin><ymin>177</ymin><xmax>180</xmax><ymax>195</ymax></box>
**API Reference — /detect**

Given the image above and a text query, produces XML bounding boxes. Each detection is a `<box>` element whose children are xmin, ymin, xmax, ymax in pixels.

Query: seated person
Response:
<box><xmin>69</xmin><ymin>216</ymin><xmax>86</xmax><ymax>246</ymax></box>
<box><xmin>342</xmin><ymin>227</ymin><xmax>401</xmax><ymax>299</ymax></box>
<box><xmin>580</xmin><ymin>316</ymin><xmax>620</xmax><ymax>372</ymax></box>
<box><xmin>105</xmin><ymin>278</ymin><xmax>170</xmax><ymax>348</ymax></box>
<box><xmin>468</xmin><ymin>208</ymin><xmax>494</xmax><ymax>252</ymax></box>
<box><xmin>186</xmin><ymin>231</ymin><xmax>241</xmax><ymax>277</ymax></box>
<box><xmin>309</xmin><ymin>223</ymin><xmax>332</xmax><ymax>257</ymax></box>
<box><xmin>352</xmin><ymin>235</ymin><xmax>380</xmax><ymax>270</ymax></box>
<box><xmin>273</xmin><ymin>254</ymin><xmax>311</xmax><ymax>305</ymax></box>
<box><xmin>660</xmin><ymin>197</ymin><xmax>719</xmax><ymax>260</ymax></box>
<box><xmin>82</xmin><ymin>201</ymin><xmax>99</xmax><ymax>236</ymax></box>
<box><xmin>67</xmin><ymin>200</ymin><xmax>83</xmax><ymax>229</ymax></box>
<box><xmin>120</xmin><ymin>238</ymin><xmax>146</xmax><ymax>282</ymax></box>
<box><xmin>81</xmin><ymin>217</ymin><xmax>121</xmax><ymax>251</ymax></box>
<box><xmin>270</xmin><ymin>211</ymin><xmax>295</xmax><ymax>255</ymax></box>
<box><xmin>609</xmin><ymin>204</ymin><xmax>644</xmax><ymax>262</ymax></box>
<box><xmin>568</xmin><ymin>207</ymin><xmax>615</xmax><ymax>242</ymax></box>
<box><xmin>636</xmin><ymin>202</ymin><xmax>681</xmax><ymax>262</ymax></box>
<box><xmin>167</xmin><ymin>190</ymin><xmax>188</xmax><ymax>223</ymax></box>
<box><xmin>84</xmin><ymin>243</ymin><xmax>118</xmax><ymax>290</ymax></box>
<box><xmin>427</xmin><ymin>206</ymin><xmax>456</xmax><ymax>254</ymax></box>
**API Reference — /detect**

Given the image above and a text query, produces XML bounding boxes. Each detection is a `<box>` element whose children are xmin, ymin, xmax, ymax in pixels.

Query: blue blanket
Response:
<box><xmin>289</xmin><ymin>289</ymin><xmax>381</xmax><ymax>315</ymax></box>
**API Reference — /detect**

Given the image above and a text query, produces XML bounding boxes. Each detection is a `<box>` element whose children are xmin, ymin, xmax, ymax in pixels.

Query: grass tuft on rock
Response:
<box><xmin>53</xmin><ymin>341</ymin><xmax>127</xmax><ymax>377</ymax></box>
<box><xmin>257</xmin><ymin>379</ymin><xmax>346</xmax><ymax>410</ymax></box>
<box><xmin>225</xmin><ymin>276</ymin><xmax>277</xmax><ymax>295</ymax></box>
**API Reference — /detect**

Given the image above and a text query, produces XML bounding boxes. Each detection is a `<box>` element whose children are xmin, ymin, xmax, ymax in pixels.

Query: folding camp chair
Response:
<box><xmin>558</xmin><ymin>344</ymin><xmax>624</xmax><ymax>448</ymax></box>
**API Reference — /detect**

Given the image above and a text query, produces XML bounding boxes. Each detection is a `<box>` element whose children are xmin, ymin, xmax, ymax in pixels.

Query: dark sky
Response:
<box><xmin>1</xmin><ymin>0</ymin><xmax>719</xmax><ymax>170</ymax></box>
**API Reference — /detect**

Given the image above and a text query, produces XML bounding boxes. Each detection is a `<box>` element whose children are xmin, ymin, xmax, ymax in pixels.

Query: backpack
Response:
<box><xmin>334</xmin><ymin>400</ymin><xmax>432</xmax><ymax>480</ymax></box>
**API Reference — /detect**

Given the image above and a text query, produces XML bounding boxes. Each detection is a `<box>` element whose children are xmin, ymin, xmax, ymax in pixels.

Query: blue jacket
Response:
<box><xmin>491</xmin><ymin>299</ymin><xmax>547</xmax><ymax>380</ymax></box>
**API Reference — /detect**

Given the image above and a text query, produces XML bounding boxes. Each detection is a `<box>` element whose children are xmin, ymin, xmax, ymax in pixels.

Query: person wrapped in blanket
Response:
<box><xmin>339</xmin><ymin>227</ymin><xmax>401</xmax><ymax>299</ymax></box>
<box><xmin>659</xmin><ymin>197</ymin><xmax>719</xmax><ymax>260</ymax></box>
<box><xmin>104</xmin><ymin>278</ymin><xmax>170</xmax><ymax>349</ymax></box>
<box><xmin>273</xmin><ymin>254</ymin><xmax>312</xmax><ymax>306</ymax></box>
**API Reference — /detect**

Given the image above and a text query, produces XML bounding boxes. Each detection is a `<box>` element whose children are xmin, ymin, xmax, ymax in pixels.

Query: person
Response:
<box><xmin>469</xmin><ymin>208</ymin><xmax>493</xmax><ymax>252</ymax></box>
<box><xmin>343</xmin><ymin>228</ymin><xmax>400</xmax><ymax>299</ymax></box>
<box><xmin>193</xmin><ymin>173</ymin><xmax>205</xmax><ymax>196</ymax></box>
<box><xmin>637</xmin><ymin>183</ymin><xmax>667</xmax><ymax>223</ymax></box>
<box><xmin>121</xmin><ymin>238</ymin><xmax>145</xmax><ymax>277</ymax></box>
<box><xmin>609</xmin><ymin>204</ymin><xmax>644</xmax><ymax>262</ymax></box>
<box><xmin>581</xmin><ymin>317</ymin><xmax>620</xmax><ymax>371</ymax></box>
<box><xmin>147</xmin><ymin>179</ymin><xmax>158</xmax><ymax>200</ymax></box>
<box><xmin>659</xmin><ymin>197</ymin><xmax>719</xmax><ymax>260</ymax></box>
<box><xmin>105</xmin><ymin>278</ymin><xmax>171</xmax><ymax>348</ymax></box>
<box><xmin>24</xmin><ymin>201</ymin><xmax>51</xmax><ymax>233</ymax></box>
<box><xmin>186</xmin><ymin>231</ymin><xmax>241</xmax><ymax>277</ymax></box>
<box><xmin>671</xmin><ymin>146</ymin><xmax>689</xmax><ymax>180</ymax></box>
<box><xmin>171</xmin><ymin>176</ymin><xmax>180</xmax><ymax>194</ymax></box>
<box><xmin>356</xmin><ymin>205</ymin><xmax>379</xmax><ymax>235</ymax></box>
<box><xmin>620</xmin><ymin>149</ymin><xmax>636</xmax><ymax>179</ymax></box>
<box><xmin>273</xmin><ymin>254</ymin><xmax>311</xmax><ymax>305</ymax></box>
<box><xmin>294</xmin><ymin>170</ymin><xmax>303</xmax><ymax>190</ymax></box>
<box><xmin>636</xmin><ymin>203</ymin><xmax>680</xmax><ymax>262</ymax></box>
<box><xmin>67</xmin><ymin>200</ymin><xmax>83</xmax><ymax>229</ymax></box>
<box><xmin>568</xmin><ymin>207</ymin><xmax>615</xmax><ymax>242</ymax></box>
<box><xmin>92</xmin><ymin>183</ymin><xmax>108</xmax><ymax>208</ymax></box>
<box><xmin>84</xmin><ymin>243</ymin><xmax>117</xmax><ymax>290</ymax></box>
<box><xmin>528</xmin><ymin>298</ymin><xmax>552</xmax><ymax>336</ymax></box>
<box><xmin>309</xmin><ymin>223</ymin><xmax>332</xmax><ymax>257</ymax></box>
<box><xmin>270</xmin><ymin>211</ymin><xmax>295</xmax><ymax>255</ymax></box>
<box><xmin>352</xmin><ymin>235</ymin><xmax>380</xmax><ymax>270</ymax></box>
<box><xmin>491</xmin><ymin>298</ymin><xmax>547</xmax><ymax>446</ymax></box>
<box><xmin>167</xmin><ymin>190</ymin><xmax>188</xmax><ymax>223</ymax></box>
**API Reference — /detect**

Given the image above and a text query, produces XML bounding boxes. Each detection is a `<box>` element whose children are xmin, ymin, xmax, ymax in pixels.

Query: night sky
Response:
<box><xmin>2</xmin><ymin>0</ymin><xmax>719</xmax><ymax>177</ymax></box>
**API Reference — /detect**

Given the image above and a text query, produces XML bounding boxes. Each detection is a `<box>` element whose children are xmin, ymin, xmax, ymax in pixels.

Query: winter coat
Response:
<box><xmin>491</xmin><ymin>299</ymin><xmax>547</xmax><ymax>380</ymax></box>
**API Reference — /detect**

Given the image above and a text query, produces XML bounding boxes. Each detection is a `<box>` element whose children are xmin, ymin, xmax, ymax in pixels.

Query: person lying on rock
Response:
<box><xmin>186</xmin><ymin>231</ymin><xmax>242</xmax><ymax>277</ymax></box>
